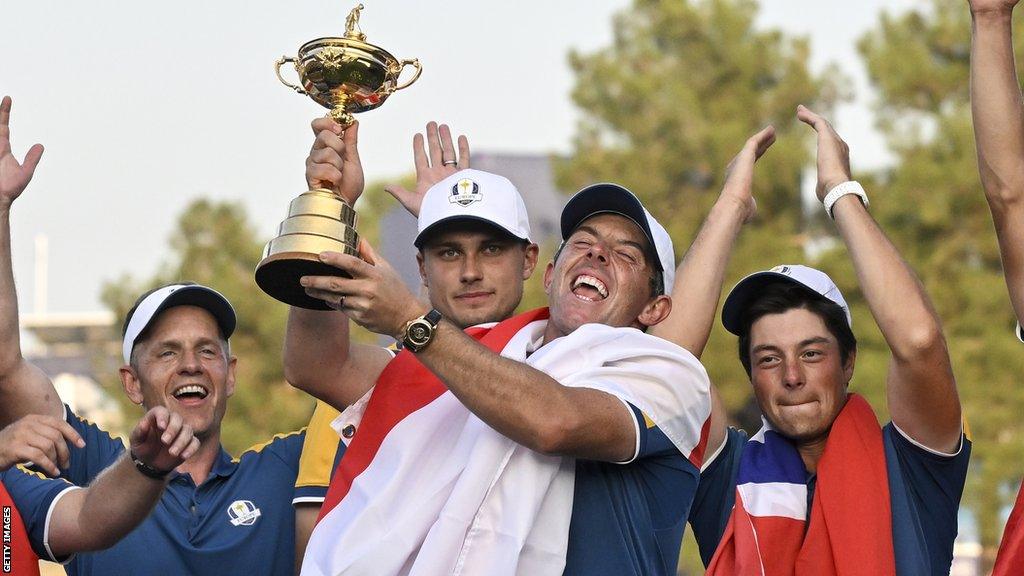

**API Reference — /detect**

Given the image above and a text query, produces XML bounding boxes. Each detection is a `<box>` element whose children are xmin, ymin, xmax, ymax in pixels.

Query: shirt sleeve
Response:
<box><xmin>294</xmin><ymin>400</ymin><xmax>346</xmax><ymax>505</ymax></box>
<box><xmin>63</xmin><ymin>404</ymin><xmax>126</xmax><ymax>486</ymax></box>
<box><xmin>1</xmin><ymin>466</ymin><xmax>80</xmax><ymax>563</ymax></box>
<box><xmin>688</xmin><ymin>427</ymin><xmax>746</xmax><ymax>568</ymax></box>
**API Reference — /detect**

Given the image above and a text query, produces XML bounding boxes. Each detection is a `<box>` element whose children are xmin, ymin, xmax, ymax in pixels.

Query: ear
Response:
<box><xmin>636</xmin><ymin>294</ymin><xmax>672</xmax><ymax>329</ymax></box>
<box><xmin>542</xmin><ymin>261</ymin><xmax>555</xmax><ymax>296</ymax></box>
<box><xmin>120</xmin><ymin>365</ymin><xmax>145</xmax><ymax>405</ymax></box>
<box><xmin>416</xmin><ymin>251</ymin><xmax>428</xmax><ymax>288</ymax></box>
<box><xmin>842</xmin><ymin>349</ymin><xmax>856</xmax><ymax>386</ymax></box>
<box><xmin>522</xmin><ymin>243</ymin><xmax>540</xmax><ymax>280</ymax></box>
<box><xmin>225</xmin><ymin>356</ymin><xmax>238</xmax><ymax>398</ymax></box>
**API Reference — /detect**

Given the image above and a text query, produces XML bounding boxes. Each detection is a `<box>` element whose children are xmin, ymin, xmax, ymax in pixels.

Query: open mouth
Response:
<box><xmin>572</xmin><ymin>274</ymin><xmax>609</xmax><ymax>301</ymax></box>
<box><xmin>172</xmin><ymin>384</ymin><xmax>210</xmax><ymax>401</ymax></box>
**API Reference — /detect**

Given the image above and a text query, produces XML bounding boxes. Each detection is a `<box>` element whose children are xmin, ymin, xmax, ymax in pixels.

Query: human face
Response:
<box><xmin>747</xmin><ymin>307</ymin><xmax>853</xmax><ymax>449</ymax></box>
<box><xmin>417</xmin><ymin>222</ymin><xmax>538</xmax><ymax>329</ymax></box>
<box><xmin>543</xmin><ymin>213</ymin><xmax>670</xmax><ymax>341</ymax></box>
<box><xmin>121</xmin><ymin>305</ymin><xmax>236</xmax><ymax>441</ymax></box>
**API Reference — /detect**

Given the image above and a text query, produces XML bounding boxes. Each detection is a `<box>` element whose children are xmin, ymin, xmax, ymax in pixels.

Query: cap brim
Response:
<box><xmin>414</xmin><ymin>215</ymin><xmax>529</xmax><ymax>248</ymax></box>
<box><xmin>721</xmin><ymin>271</ymin><xmax>818</xmax><ymax>335</ymax></box>
<box><xmin>560</xmin><ymin>184</ymin><xmax>663</xmax><ymax>272</ymax></box>
<box><xmin>152</xmin><ymin>286</ymin><xmax>236</xmax><ymax>340</ymax></box>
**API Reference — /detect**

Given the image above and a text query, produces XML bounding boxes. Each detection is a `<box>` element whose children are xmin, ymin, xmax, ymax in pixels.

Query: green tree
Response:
<box><xmin>859</xmin><ymin>1</ymin><xmax>1024</xmax><ymax>567</ymax></box>
<box><xmin>559</xmin><ymin>0</ymin><xmax>839</xmax><ymax>572</ymax></box>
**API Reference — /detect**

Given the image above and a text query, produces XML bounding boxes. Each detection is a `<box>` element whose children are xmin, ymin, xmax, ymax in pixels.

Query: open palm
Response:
<box><xmin>0</xmin><ymin>96</ymin><xmax>44</xmax><ymax>208</ymax></box>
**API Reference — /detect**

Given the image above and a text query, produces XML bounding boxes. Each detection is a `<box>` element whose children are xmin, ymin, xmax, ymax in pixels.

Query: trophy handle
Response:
<box><xmin>275</xmin><ymin>56</ymin><xmax>307</xmax><ymax>95</ymax></box>
<box><xmin>392</xmin><ymin>59</ymin><xmax>422</xmax><ymax>92</ymax></box>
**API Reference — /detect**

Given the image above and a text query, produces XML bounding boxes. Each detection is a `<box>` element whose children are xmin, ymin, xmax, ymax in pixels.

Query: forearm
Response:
<box><xmin>651</xmin><ymin>196</ymin><xmax>747</xmax><ymax>357</ymax></box>
<box><xmin>971</xmin><ymin>10</ymin><xmax>1024</xmax><ymax>322</ymax></box>
<box><xmin>49</xmin><ymin>454</ymin><xmax>165</xmax><ymax>555</ymax></box>
<box><xmin>833</xmin><ymin>196</ymin><xmax>945</xmax><ymax>359</ymax></box>
<box><xmin>414</xmin><ymin>322</ymin><xmax>635</xmax><ymax>461</ymax></box>
<box><xmin>972</xmin><ymin>9</ymin><xmax>1024</xmax><ymax>206</ymax></box>
<box><xmin>0</xmin><ymin>208</ymin><xmax>60</xmax><ymax>425</ymax></box>
<box><xmin>284</xmin><ymin>308</ymin><xmax>353</xmax><ymax>400</ymax></box>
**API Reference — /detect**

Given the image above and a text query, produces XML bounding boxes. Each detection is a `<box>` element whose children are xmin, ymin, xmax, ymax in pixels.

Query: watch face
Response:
<box><xmin>409</xmin><ymin>321</ymin><xmax>431</xmax><ymax>345</ymax></box>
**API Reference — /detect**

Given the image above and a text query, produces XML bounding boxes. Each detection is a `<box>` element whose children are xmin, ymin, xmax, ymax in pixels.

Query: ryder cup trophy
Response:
<box><xmin>256</xmin><ymin>4</ymin><xmax>422</xmax><ymax>309</ymax></box>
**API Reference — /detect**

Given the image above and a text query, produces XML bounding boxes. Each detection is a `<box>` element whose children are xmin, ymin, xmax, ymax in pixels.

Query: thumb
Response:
<box><xmin>384</xmin><ymin>184</ymin><xmax>418</xmax><ymax>210</ymax></box>
<box><xmin>357</xmin><ymin>237</ymin><xmax>382</xmax><ymax>267</ymax></box>
<box><xmin>22</xmin><ymin>144</ymin><xmax>43</xmax><ymax>177</ymax></box>
<box><xmin>343</xmin><ymin>121</ymin><xmax>360</xmax><ymax>163</ymax></box>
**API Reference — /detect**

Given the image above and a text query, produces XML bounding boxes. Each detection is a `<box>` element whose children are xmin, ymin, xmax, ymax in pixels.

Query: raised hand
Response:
<box><xmin>129</xmin><ymin>406</ymin><xmax>200</xmax><ymax>475</ymax></box>
<box><xmin>0</xmin><ymin>96</ymin><xmax>44</xmax><ymax>210</ymax></box>
<box><xmin>720</xmin><ymin>125</ymin><xmax>776</xmax><ymax>223</ymax></box>
<box><xmin>0</xmin><ymin>414</ymin><xmax>85</xmax><ymax>476</ymax></box>
<box><xmin>305</xmin><ymin>118</ymin><xmax>364</xmax><ymax>206</ymax></box>
<box><xmin>796</xmin><ymin>105</ymin><xmax>853</xmax><ymax>201</ymax></box>
<box><xmin>384</xmin><ymin>121</ymin><xmax>470</xmax><ymax>217</ymax></box>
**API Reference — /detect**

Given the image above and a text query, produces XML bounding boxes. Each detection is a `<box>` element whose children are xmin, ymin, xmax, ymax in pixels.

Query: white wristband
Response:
<box><xmin>822</xmin><ymin>181</ymin><xmax>869</xmax><ymax>219</ymax></box>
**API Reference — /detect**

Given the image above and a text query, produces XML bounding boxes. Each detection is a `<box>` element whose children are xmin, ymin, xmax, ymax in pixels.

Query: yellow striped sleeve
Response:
<box><xmin>295</xmin><ymin>400</ymin><xmax>343</xmax><ymax>489</ymax></box>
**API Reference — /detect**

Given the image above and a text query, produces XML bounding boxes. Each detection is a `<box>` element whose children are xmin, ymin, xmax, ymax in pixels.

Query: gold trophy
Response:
<box><xmin>256</xmin><ymin>4</ymin><xmax>422</xmax><ymax>309</ymax></box>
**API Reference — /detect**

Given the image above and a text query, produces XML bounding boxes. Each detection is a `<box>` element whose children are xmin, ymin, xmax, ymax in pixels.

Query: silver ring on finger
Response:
<box><xmin>443</xmin><ymin>160</ymin><xmax>457</xmax><ymax>167</ymax></box>
<box><xmin>335</xmin><ymin>296</ymin><xmax>345</xmax><ymax>310</ymax></box>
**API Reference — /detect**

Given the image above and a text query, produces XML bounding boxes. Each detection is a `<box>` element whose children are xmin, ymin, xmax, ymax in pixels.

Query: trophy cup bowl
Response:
<box><xmin>256</xmin><ymin>4</ymin><xmax>421</xmax><ymax>310</ymax></box>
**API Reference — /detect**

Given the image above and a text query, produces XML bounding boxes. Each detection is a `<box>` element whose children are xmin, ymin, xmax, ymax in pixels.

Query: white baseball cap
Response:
<box><xmin>721</xmin><ymin>264</ymin><xmax>851</xmax><ymax>335</ymax></box>
<box><xmin>415</xmin><ymin>169</ymin><xmax>532</xmax><ymax>248</ymax></box>
<box><xmin>121</xmin><ymin>283</ymin><xmax>236</xmax><ymax>364</ymax></box>
<box><xmin>559</xmin><ymin>183</ymin><xmax>676</xmax><ymax>292</ymax></box>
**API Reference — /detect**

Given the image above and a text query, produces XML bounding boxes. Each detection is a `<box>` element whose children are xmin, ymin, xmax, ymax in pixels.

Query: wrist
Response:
<box><xmin>393</xmin><ymin>304</ymin><xmax>431</xmax><ymax>341</ymax></box>
<box><xmin>129</xmin><ymin>450</ymin><xmax>173</xmax><ymax>481</ymax></box>
<box><xmin>971</xmin><ymin>6</ymin><xmax>1015</xmax><ymax>21</ymax></box>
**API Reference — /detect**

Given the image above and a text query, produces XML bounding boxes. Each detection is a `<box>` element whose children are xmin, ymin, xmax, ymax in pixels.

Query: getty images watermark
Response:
<box><xmin>2</xmin><ymin>505</ymin><xmax>11</xmax><ymax>573</ymax></box>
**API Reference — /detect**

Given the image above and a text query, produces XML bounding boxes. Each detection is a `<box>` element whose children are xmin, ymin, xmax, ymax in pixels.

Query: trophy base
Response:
<box><xmin>255</xmin><ymin>252</ymin><xmax>353</xmax><ymax>311</ymax></box>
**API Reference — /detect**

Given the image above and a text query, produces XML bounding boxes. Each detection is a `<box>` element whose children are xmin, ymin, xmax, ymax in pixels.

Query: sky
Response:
<box><xmin>0</xmin><ymin>0</ymin><xmax>918</xmax><ymax>313</ymax></box>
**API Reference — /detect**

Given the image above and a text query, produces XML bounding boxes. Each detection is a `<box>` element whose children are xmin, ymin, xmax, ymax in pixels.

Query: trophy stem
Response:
<box><xmin>329</xmin><ymin>107</ymin><xmax>356</xmax><ymax>126</ymax></box>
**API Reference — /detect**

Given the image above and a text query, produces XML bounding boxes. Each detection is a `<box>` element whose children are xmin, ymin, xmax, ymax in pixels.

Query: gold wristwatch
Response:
<box><xmin>401</xmin><ymin>309</ymin><xmax>442</xmax><ymax>352</ymax></box>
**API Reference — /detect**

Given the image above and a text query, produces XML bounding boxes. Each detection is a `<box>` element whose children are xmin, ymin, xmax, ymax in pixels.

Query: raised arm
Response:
<box><xmin>650</xmin><ymin>127</ymin><xmax>774</xmax><ymax>459</ymax></box>
<box><xmin>798</xmin><ymin>105</ymin><xmax>961</xmax><ymax>453</ymax></box>
<box><xmin>284</xmin><ymin>118</ymin><xmax>389</xmax><ymax>409</ymax></box>
<box><xmin>0</xmin><ymin>96</ymin><xmax>61</xmax><ymax>427</ymax></box>
<box><xmin>969</xmin><ymin>0</ymin><xmax>1024</xmax><ymax>324</ymax></box>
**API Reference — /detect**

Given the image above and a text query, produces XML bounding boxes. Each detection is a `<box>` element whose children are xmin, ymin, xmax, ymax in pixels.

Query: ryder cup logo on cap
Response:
<box><xmin>121</xmin><ymin>283</ymin><xmax>236</xmax><ymax>364</ymax></box>
<box><xmin>415</xmin><ymin>169</ymin><xmax>532</xmax><ymax>248</ymax></box>
<box><xmin>721</xmin><ymin>264</ymin><xmax>852</xmax><ymax>335</ymax></box>
<box><xmin>449</xmin><ymin>178</ymin><xmax>482</xmax><ymax>206</ymax></box>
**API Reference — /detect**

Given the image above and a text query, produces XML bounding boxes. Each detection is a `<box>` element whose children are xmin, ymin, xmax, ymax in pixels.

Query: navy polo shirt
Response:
<box><xmin>689</xmin><ymin>423</ymin><xmax>971</xmax><ymax>575</ymax></box>
<box><xmin>1</xmin><ymin>465</ymin><xmax>78</xmax><ymax>564</ymax></box>
<box><xmin>61</xmin><ymin>405</ymin><xmax>328</xmax><ymax>576</ymax></box>
<box><xmin>564</xmin><ymin>403</ymin><xmax>701</xmax><ymax>576</ymax></box>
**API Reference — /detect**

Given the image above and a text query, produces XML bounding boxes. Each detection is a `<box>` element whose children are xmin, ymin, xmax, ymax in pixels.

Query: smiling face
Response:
<box><xmin>747</xmin><ymin>307</ymin><xmax>853</xmax><ymax>446</ymax></box>
<box><xmin>120</xmin><ymin>305</ymin><xmax>236</xmax><ymax>441</ymax></box>
<box><xmin>417</xmin><ymin>221</ymin><xmax>539</xmax><ymax>329</ymax></box>
<box><xmin>543</xmin><ymin>213</ymin><xmax>670</xmax><ymax>341</ymax></box>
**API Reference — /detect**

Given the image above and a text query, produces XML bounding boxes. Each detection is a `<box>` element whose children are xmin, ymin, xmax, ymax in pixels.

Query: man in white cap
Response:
<box><xmin>0</xmin><ymin>96</ymin><xmax>336</xmax><ymax>575</ymax></box>
<box><xmin>293</xmin><ymin>125</ymin><xmax>713</xmax><ymax>575</ymax></box>
<box><xmin>685</xmin><ymin>106</ymin><xmax>968</xmax><ymax>576</ymax></box>
<box><xmin>285</xmin><ymin>120</ymin><xmax>540</xmax><ymax>557</ymax></box>
<box><xmin>968</xmin><ymin>0</ymin><xmax>1024</xmax><ymax>572</ymax></box>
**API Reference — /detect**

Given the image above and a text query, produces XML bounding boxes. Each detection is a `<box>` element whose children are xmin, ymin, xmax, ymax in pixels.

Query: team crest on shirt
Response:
<box><xmin>227</xmin><ymin>500</ymin><xmax>261</xmax><ymax>526</ymax></box>
<box><xmin>449</xmin><ymin>178</ymin><xmax>482</xmax><ymax>206</ymax></box>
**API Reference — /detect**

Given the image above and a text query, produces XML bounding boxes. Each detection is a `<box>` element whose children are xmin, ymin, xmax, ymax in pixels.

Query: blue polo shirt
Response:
<box><xmin>1</xmin><ymin>465</ymin><xmax>78</xmax><ymax>565</ymax></box>
<box><xmin>689</xmin><ymin>423</ymin><xmax>971</xmax><ymax>575</ymax></box>
<box><xmin>566</xmin><ymin>403</ymin><xmax>700</xmax><ymax>576</ymax></box>
<box><xmin>61</xmin><ymin>405</ymin><xmax>334</xmax><ymax>576</ymax></box>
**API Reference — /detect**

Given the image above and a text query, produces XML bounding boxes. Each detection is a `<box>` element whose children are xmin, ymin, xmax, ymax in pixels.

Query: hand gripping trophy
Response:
<box><xmin>256</xmin><ymin>4</ymin><xmax>421</xmax><ymax>309</ymax></box>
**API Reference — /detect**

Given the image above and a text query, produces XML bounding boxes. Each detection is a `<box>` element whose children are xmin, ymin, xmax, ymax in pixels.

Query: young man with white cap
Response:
<box><xmin>684</xmin><ymin>106</ymin><xmax>968</xmax><ymax>576</ymax></box>
<box><xmin>0</xmin><ymin>97</ymin><xmax>337</xmax><ymax>575</ymax></box>
<box><xmin>968</xmin><ymin>1</ymin><xmax>1024</xmax><ymax>571</ymax></box>
<box><xmin>293</xmin><ymin>137</ymin><xmax>713</xmax><ymax>576</ymax></box>
<box><xmin>285</xmin><ymin>120</ymin><xmax>540</xmax><ymax>558</ymax></box>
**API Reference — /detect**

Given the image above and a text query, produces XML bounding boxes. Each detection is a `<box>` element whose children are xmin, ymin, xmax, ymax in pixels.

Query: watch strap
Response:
<box><xmin>823</xmin><ymin>181</ymin><xmax>869</xmax><ymax>219</ymax></box>
<box><xmin>130</xmin><ymin>450</ymin><xmax>172</xmax><ymax>480</ymax></box>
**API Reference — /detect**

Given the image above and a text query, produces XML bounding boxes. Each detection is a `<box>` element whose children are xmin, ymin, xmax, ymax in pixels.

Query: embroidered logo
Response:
<box><xmin>227</xmin><ymin>500</ymin><xmax>261</xmax><ymax>527</ymax></box>
<box><xmin>770</xmin><ymin>265</ymin><xmax>791</xmax><ymax>275</ymax></box>
<box><xmin>449</xmin><ymin>178</ymin><xmax>482</xmax><ymax>207</ymax></box>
